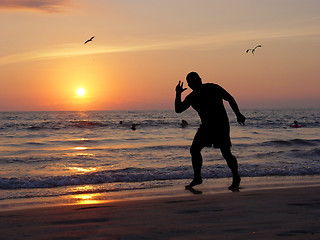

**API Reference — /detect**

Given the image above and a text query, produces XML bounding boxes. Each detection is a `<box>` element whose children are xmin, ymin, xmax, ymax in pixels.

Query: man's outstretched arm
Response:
<box><xmin>175</xmin><ymin>81</ymin><xmax>190</xmax><ymax>113</ymax></box>
<box><xmin>222</xmin><ymin>89</ymin><xmax>246</xmax><ymax>125</ymax></box>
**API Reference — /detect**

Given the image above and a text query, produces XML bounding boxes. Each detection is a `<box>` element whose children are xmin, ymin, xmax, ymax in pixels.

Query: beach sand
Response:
<box><xmin>1</xmin><ymin>185</ymin><xmax>320</xmax><ymax>240</ymax></box>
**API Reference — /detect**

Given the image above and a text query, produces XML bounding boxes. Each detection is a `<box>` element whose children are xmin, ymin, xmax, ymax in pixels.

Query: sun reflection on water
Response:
<box><xmin>69</xmin><ymin>166</ymin><xmax>97</xmax><ymax>173</ymax></box>
<box><xmin>71</xmin><ymin>145</ymin><xmax>94</xmax><ymax>157</ymax></box>
<box><xmin>74</xmin><ymin>146</ymin><xmax>88</xmax><ymax>150</ymax></box>
<box><xmin>68</xmin><ymin>185</ymin><xmax>107</xmax><ymax>205</ymax></box>
<box><xmin>72</xmin><ymin>194</ymin><xmax>101</xmax><ymax>205</ymax></box>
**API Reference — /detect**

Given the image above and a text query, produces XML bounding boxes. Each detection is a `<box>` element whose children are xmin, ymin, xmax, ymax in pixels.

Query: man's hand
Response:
<box><xmin>237</xmin><ymin>113</ymin><xmax>246</xmax><ymax>125</ymax></box>
<box><xmin>176</xmin><ymin>81</ymin><xmax>187</xmax><ymax>94</ymax></box>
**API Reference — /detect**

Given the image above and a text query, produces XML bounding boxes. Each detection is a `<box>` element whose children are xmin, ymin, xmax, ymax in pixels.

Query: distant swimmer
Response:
<box><xmin>246</xmin><ymin>45</ymin><xmax>262</xmax><ymax>55</ymax></box>
<box><xmin>291</xmin><ymin>120</ymin><xmax>302</xmax><ymax>128</ymax></box>
<box><xmin>84</xmin><ymin>36</ymin><xmax>95</xmax><ymax>44</ymax></box>
<box><xmin>131</xmin><ymin>124</ymin><xmax>136</xmax><ymax>130</ymax></box>
<box><xmin>180</xmin><ymin>120</ymin><xmax>188</xmax><ymax>127</ymax></box>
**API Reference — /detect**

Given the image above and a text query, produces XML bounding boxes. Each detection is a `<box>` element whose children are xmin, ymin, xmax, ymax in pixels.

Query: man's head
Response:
<box><xmin>186</xmin><ymin>72</ymin><xmax>202</xmax><ymax>90</ymax></box>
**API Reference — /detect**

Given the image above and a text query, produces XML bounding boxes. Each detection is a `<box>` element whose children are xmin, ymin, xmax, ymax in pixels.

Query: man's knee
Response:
<box><xmin>221</xmin><ymin>147</ymin><xmax>234</xmax><ymax>160</ymax></box>
<box><xmin>190</xmin><ymin>145</ymin><xmax>201</xmax><ymax>155</ymax></box>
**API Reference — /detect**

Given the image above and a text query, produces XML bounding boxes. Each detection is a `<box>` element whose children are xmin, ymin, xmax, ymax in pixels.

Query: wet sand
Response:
<box><xmin>1</xmin><ymin>185</ymin><xmax>320</xmax><ymax>240</ymax></box>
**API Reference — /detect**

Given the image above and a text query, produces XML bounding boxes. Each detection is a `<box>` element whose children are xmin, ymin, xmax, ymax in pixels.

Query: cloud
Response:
<box><xmin>0</xmin><ymin>0</ymin><xmax>73</xmax><ymax>13</ymax></box>
<box><xmin>1</xmin><ymin>28</ymin><xmax>319</xmax><ymax>66</ymax></box>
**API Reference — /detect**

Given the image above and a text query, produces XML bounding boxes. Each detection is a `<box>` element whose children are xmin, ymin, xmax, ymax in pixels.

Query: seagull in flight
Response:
<box><xmin>84</xmin><ymin>36</ymin><xmax>95</xmax><ymax>44</ymax></box>
<box><xmin>246</xmin><ymin>45</ymin><xmax>262</xmax><ymax>55</ymax></box>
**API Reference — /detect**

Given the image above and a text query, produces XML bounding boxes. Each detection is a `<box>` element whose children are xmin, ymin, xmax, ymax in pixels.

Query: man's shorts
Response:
<box><xmin>192</xmin><ymin>124</ymin><xmax>231</xmax><ymax>149</ymax></box>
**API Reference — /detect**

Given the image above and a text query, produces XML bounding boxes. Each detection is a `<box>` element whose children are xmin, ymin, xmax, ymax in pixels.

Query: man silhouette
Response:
<box><xmin>175</xmin><ymin>72</ymin><xmax>246</xmax><ymax>190</ymax></box>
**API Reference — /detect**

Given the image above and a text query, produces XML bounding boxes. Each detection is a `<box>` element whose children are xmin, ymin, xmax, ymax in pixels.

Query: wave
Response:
<box><xmin>1</xmin><ymin>163</ymin><xmax>319</xmax><ymax>190</ymax></box>
<box><xmin>260</xmin><ymin>139</ymin><xmax>320</xmax><ymax>147</ymax></box>
<box><xmin>1</xmin><ymin>120</ymin><xmax>185</xmax><ymax>131</ymax></box>
<box><xmin>0</xmin><ymin>184</ymin><xmax>159</xmax><ymax>201</ymax></box>
<box><xmin>6</xmin><ymin>121</ymin><xmax>320</xmax><ymax>131</ymax></box>
<box><xmin>1</xmin><ymin>109</ymin><xmax>320</xmax><ymax>132</ymax></box>
<box><xmin>27</xmin><ymin>120</ymin><xmax>109</xmax><ymax>130</ymax></box>
<box><xmin>2</xmin><ymin>122</ymin><xmax>320</xmax><ymax>133</ymax></box>
<box><xmin>69</xmin><ymin>120</ymin><xmax>108</xmax><ymax>128</ymax></box>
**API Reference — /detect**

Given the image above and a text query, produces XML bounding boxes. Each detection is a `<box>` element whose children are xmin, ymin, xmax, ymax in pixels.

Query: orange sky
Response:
<box><xmin>1</xmin><ymin>0</ymin><xmax>319</xmax><ymax>111</ymax></box>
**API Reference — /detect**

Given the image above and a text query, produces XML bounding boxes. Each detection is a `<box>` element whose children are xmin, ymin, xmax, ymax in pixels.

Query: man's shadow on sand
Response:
<box><xmin>185</xmin><ymin>186</ymin><xmax>203</xmax><ymax>194</ymax></box>
<box><xmin>185</xmin><ymin>186</ymin><xmax>241</xmax><ymax>195</ymax></box>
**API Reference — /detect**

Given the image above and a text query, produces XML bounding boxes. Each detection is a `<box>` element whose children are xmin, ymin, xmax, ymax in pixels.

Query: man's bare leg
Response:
<box><xmin>221</xmin><ymin>147</ymin><xmax>241</xmax><ymax>190</ymax></box>
<box><xmin>186</xmin><ymin>144</ymin><xmax>204</xmax><ymax>188</ymax></box>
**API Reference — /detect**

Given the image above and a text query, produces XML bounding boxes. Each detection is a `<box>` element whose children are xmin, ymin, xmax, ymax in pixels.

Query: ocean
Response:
<box><xmin>0</xmin><ymin>108</ymin><xmax>319</xmax><ymax>210</ymax></box>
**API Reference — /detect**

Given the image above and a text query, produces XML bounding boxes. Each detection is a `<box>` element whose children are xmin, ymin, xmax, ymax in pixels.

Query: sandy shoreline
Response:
<box><xmin>2</xmin><ymin>175</ymin><xmax>320</xmax><ymax>212</ymax></box>
<box><xmin>1</xmin><ymin>184</ymin><xmax>320</xmax><ymax>240</ymax></box>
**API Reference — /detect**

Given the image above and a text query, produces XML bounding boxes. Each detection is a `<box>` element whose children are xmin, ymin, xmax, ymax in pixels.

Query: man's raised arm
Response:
<box><xmin>175</xmin><ymin>81</ymin><xmax>190</xmax><ymax>113</ymax></box>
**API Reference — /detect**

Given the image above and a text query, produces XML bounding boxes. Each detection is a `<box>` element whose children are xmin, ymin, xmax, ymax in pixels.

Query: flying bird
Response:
<box><xmin>84</xmin><ymin>36</ymin><xmax>95</xmax><ymax>44</ymax></box>
<box><xmin>246</xmin><ymin>45</ymin><xmax>262</xmax><ymax>55</ymax></box>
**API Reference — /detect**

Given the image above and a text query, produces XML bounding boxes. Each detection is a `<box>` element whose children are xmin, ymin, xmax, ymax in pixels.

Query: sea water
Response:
<box><xmin>0</xmin><ymin>108</ymin><xmax>319</xmax><ymax>209</ymax></box>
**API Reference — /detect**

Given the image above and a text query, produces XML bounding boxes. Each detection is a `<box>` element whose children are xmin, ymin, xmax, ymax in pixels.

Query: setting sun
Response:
<box><xmin>77</xmin><ymin>88</ymin><xmax>85</xmax><ymax>96</ymax></box>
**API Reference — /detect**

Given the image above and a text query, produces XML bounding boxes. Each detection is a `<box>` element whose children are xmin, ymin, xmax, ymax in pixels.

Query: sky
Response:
<box><xmin>1</xmin><ymin>0</ymin><xmax>319</xmax><ymax>111</ymax></box>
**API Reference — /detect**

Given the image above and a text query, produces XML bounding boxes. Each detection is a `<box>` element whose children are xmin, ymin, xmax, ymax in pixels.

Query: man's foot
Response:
<box><xmin>186</xmin><ymin>187</ymin><xmax>203</xmax><ymax>195</ymax></box>
<box><xmin>228</xmin><ymin>176</ymin><xmax>241</xmax><ymax>190</ymax></box>
<box><xmin>185</xmin><ymin>178</ymin><xmax>203</xmax><ymax>189</ymax></box>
